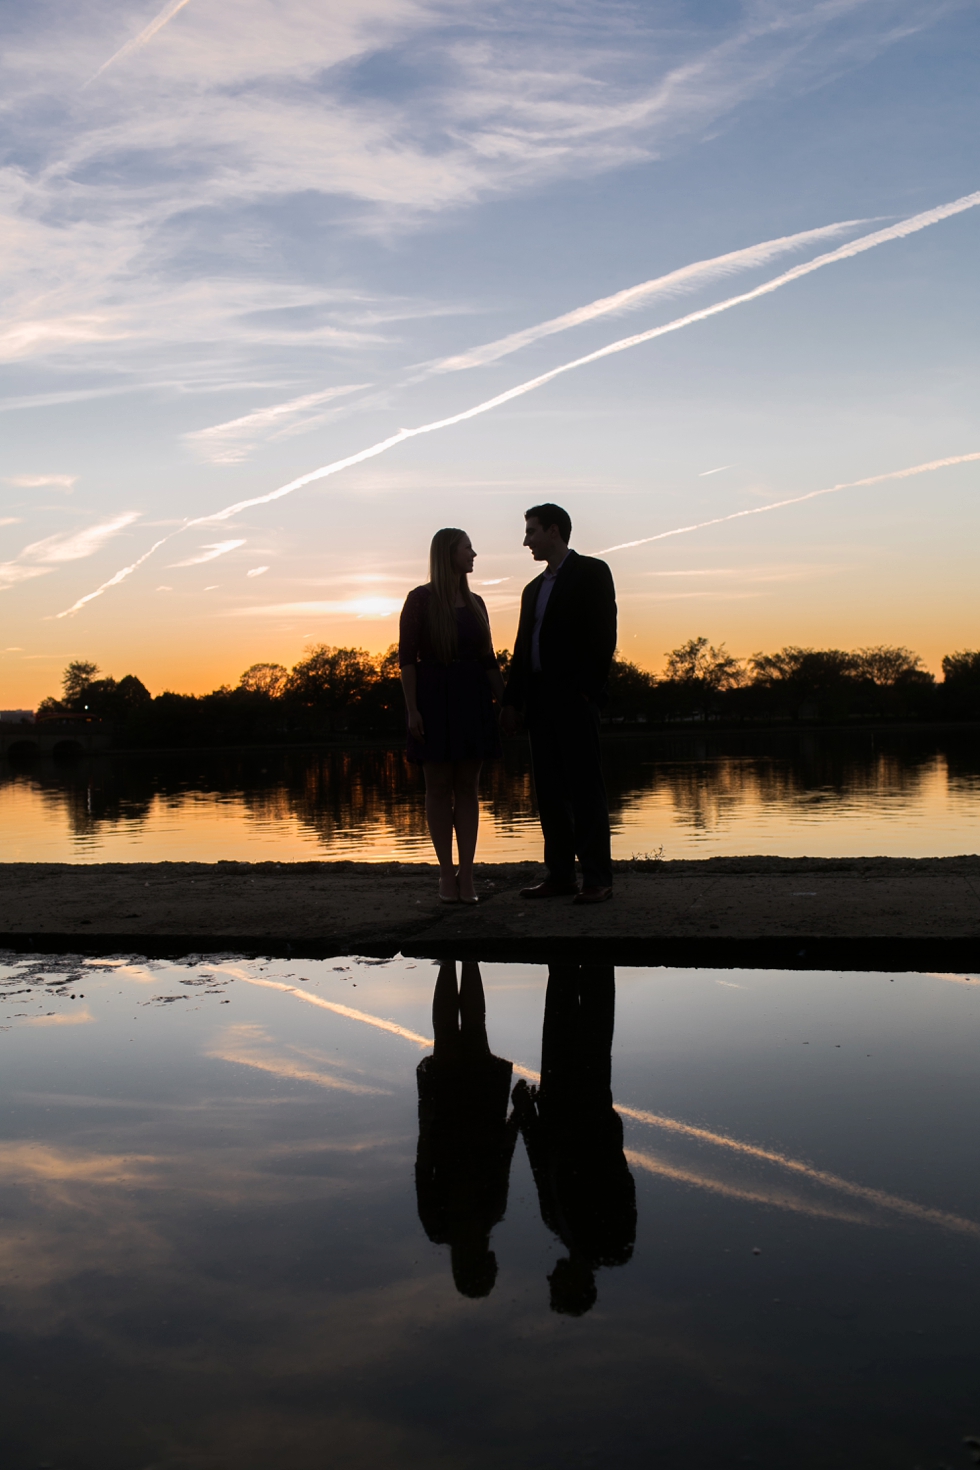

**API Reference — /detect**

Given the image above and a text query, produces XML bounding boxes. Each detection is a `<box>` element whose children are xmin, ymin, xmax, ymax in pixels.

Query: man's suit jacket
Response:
<box><xmin>504</xmin><ymin>550</ymin><xmax>617</xmax><ymax>709</ymax></box>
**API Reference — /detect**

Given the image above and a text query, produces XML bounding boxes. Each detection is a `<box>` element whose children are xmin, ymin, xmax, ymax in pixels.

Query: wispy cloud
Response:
<box><xmin>0</xmin><ymin>0</ymin><xmax>947</xmax><ymax>388</ymax></box>
<box><xmin>232</xmin><ymin>597</ymin><xmax>401</xmax><ymax>619</ymax></box>
<box><xmin>27</xmin><ymin>515</ymin><xmax>142</xmax><ymax>565</ymax></box>
<box><xmin>0</xmin><ymin>512</ymin><xmax>139</xmax><ymax>592</ymax></box>
<box><xmin>185</xmin><ymin>383</ymin><xmax>370</xmax><ymax>464</ymax></box>
<box><xmin>169</xmin><ymin>539</ymin><xmax>246</xmax><ymax>568</ymax></box>
<box><xmin>5</xmin><ymin>474</ymin><xmax>77</xmax><ymax>491</ymax></box>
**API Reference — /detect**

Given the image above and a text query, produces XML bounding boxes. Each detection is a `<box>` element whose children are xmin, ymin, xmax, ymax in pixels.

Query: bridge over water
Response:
<box><xmin>0</xmin><ymin>718</ymin><xmax>113</xmax><ymax>758</ymax></box>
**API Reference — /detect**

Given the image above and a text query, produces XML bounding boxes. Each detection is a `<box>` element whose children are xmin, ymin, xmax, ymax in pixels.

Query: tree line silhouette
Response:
<box><xmin>32</xmin><ymin>637</ymin><xmax>980</xmax><ymax>748</ymax></box>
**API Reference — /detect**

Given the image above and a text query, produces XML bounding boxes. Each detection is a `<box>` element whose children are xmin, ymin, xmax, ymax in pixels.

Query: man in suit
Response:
<box><xmin>500</xmin><ymin>503</ymin><xmax>617</xmax><ymax>903</ymax></box>
<box><xmin>511</xmin><ymin>961</ymin><xmax>636</xmax><ymax>1313</ymax></box>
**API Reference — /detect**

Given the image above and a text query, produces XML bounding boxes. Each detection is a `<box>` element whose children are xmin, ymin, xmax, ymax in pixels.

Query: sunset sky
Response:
<box><xmin>2</xmin><ymin>0</ymin><xmax>978</xmax><ymax>706</ymax></box>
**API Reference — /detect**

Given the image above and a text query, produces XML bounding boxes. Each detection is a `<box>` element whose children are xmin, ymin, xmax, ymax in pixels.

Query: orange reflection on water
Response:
<box><xmin>3</xmin><ymin>737</ymin><xmax>980</xmax><ymax>861</ymax></box>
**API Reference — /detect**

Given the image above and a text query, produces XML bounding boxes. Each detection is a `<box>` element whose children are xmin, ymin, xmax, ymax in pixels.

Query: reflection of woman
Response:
<box><xmin>415</xmin><ymin>960</ymin><xmax>517</xmax><ymax>1298</ymax></box>
<box><xmin>399</xmin><ymin>529</ymin><xmax>504</xmax><ymax>905</ymax></box>
<box><xmin>512</xmin><ymin>962</ymin><xmax>636</xmax><ymax>1315</ymax></box>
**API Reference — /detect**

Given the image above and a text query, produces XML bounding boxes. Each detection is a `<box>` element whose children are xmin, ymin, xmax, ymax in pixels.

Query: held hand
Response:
<box><xmin>499</xmin><ymin>705</ymin><xmax>520</xmax><ymax>737</ymax></box>
<box><xmin>407</xmin><ymin>709</ymin><xmax>425</xmax><ymax>740</ymax></box>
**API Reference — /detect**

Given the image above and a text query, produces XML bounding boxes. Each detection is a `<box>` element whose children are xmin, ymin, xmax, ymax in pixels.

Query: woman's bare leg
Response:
<box><xmin>423</xmin><ymin>762</ymin><xmax>457</xmax><ymax>898</ymax></box>
<box><xmin>431</xmin><ymin>959</ymin><xmax>460</xmax><ymax>1059</ymax></box>
<box><xmin>458</xmin><ymin>960</ymin><xmax>490</xmax><ymax>1055</ymax></box>
<box><xmin>452</xmin><ymin>759</ymin><xmax>483</xmax><ymax>902</ymax></box>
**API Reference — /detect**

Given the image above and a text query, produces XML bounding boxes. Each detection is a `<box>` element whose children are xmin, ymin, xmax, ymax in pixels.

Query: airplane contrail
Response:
<box><xmin>58</xmin><ymin>537</ymin><xmax>171</xmax><ymax>615</ymax></box>
<box><xmin>86</xmin><ymin>0</ymin><xmax>193</xmax><ymax>85</ymax></box>
<box><xmin>56</xmin><ymin>188</ymin><xmax>980</xmax><ymax>617</ymax></box>
<box><xmin>423</xmin><ymin>219</ymin><xmax>867</xmax><ymax>376</ymax></box>
<box><xmin>594</xmin><ymin>451</ymin><xmax>980</xmax><ymax>555</ymax></box>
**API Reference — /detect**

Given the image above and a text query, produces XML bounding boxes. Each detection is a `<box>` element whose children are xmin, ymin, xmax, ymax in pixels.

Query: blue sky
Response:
<box><xmin>1</xmin><ymin>0</ymin><xmax>978</xmax><ymax>701</ymax></box>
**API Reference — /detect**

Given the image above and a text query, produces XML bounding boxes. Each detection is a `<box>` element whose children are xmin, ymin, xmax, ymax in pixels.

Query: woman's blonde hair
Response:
<box><xmin>427</xmin><ymin>527</ymin><xmax>491</xmax><ymax>664</ymax></box>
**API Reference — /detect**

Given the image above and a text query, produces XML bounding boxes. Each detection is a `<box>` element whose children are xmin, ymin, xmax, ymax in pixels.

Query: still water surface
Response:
<box><xmin>0</xmin><ymin>950</ymin><xmax>977</xmax><ymax>1467</ymax></box>
<box><xmin>3</xmin><ymin>728</ymin><xmax>979</xmax><ymax>861</ymax></box>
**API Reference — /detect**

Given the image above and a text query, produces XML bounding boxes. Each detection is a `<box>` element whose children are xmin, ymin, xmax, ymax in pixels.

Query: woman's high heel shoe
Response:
<box><xmin>456</xmin><ymin>872</ymin><xmax>479</xmax><ymax>905</ymax></box>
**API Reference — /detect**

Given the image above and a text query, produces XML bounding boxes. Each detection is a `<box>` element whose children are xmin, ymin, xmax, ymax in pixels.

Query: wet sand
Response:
<box><xmin>2</xmin><ymin>857</ymin><xmax>979</xmax><ymax>969</ymax></box>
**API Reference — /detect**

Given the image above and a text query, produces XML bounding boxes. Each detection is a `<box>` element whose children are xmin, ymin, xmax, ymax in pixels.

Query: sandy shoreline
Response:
<box><xmin>2</xmin><ymin>856</ymin><xmax>979</xmax><ymax>969</ymax></box>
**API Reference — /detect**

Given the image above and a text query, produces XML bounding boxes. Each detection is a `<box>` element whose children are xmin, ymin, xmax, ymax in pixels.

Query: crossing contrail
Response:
<box><xmin>86</xmin><ymin>0</ymin><xmax>193</xmax><ymax>85</ymax></box>
<box><xmin>594</xmin><ymin>451</ymin><xmax>980</xmax><ymax>555</ymax></box>
<box><xmin>423</xmin><ymin>218</ymin><xmax>867</xmax><ymax>376</ymax></box>
<box><xmin>56</xmin><ymin>188</ymin><xmax>980</xmax><ymax>617</ymax></box>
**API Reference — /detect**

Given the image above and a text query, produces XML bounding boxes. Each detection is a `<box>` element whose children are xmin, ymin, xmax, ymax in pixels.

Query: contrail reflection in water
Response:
<box><xmin>211</xmin><ymin>965</ymin><xmax>980</xmax><ymax>1239</ymax></box>
<box><xmin>207</xmin><ymin>1022</ymin><xmax>391</xmax><ymax>1095</ymax></box>
<box><xmin>617</xmin><ymin>1106</ymin><xmax>980</xmax><ymax>1236</ymax></box>
<box><xmin>624</xmin><ymin>1148</ymin><xmax>872</xmax><ymax>1226</ymax></box>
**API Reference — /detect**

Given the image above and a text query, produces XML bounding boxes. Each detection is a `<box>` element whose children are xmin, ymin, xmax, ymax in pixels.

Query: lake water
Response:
<box><xmin>1</xmin><ymin>949</ymin><xmax>977</xmax><ymax>1468</ymax></box>
<box><xmin>2</xmin><ymin>727</ymin><xmax>979</xmax><ymax>862</ymax></box>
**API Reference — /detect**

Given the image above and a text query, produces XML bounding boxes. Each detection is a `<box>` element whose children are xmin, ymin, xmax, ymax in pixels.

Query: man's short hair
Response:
<box><xmin>525</xmin><ymin>502</ymin><xmax>572</xmax><ymax>544</ymax></box>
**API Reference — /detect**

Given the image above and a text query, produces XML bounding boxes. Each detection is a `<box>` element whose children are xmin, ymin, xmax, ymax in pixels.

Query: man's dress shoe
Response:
<box><xmin>572</xmin><ymin>886</ymin><xmax>613</xmax><ymax>905</ymax></box>
<box><xmin>519</xmin><ymin>880</ymin><xmax>580</xmax><ymax>899</ymax></box>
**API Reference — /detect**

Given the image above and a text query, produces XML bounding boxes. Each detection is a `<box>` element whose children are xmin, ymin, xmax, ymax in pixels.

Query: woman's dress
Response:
<box><xmin>398</xmin><ymin>586</ymin><xmax>501</xmax><ymax>764</ymax></box>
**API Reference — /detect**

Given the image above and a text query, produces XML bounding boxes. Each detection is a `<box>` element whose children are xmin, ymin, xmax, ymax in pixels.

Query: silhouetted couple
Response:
<box><xmin>398</xmin><ymin>505</ymin><xmax>617</xmax><ymax>905</ymax></box>
<box><xmin>414</xmin><ymin>959</ymin><xmax>636</xmax><ymax>1313</ymax></box>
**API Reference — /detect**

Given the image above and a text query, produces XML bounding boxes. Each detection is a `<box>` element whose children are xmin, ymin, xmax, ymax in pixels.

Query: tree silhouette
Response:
<box><xmin>238</xmin><ymin>663</ymin><xmax>289</xmax><ymax>697</ymax></box>
<box><xmin>62</xmin><ymin>660</ymin><xmax>99</xmax><ymax>702</ymax></box>
<box><xmin>854</xmin><ymin>646</ymin><xmax>926</xmax><ymax>686</ymax></box>
<box><xmin>665</xmin><ymin>636</ymin><xmax>744</xmax><ymax>690</ymax></box>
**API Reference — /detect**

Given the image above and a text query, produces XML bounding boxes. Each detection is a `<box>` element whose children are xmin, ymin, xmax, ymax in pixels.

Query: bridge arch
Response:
<box><xmin>51</xmin><ymin>739</ymin><xmax>86</xmax><ymax>759</ymax></box>
<box><xmin>5</xmin><ymin>738</ymin><xmax>39</xmax><ymax>759</ymax></box>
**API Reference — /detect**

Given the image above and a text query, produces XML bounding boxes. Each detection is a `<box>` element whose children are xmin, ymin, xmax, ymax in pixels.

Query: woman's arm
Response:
<box><xmin>476</xmin><ymin>595</ymin><xmax>506</xmax><ymax>706</ymax></box>
<box><xmin>487</xmin><ymin>662</ymin><xmax>505</xmax><ymax>704</ymax></box>
<box><xmin>398</xmin><ymin>588</ymin><xmax>425</xmax><ymax>739</ymax></box>
<box><xmin>400</xmin><ymin>663</ymin><xmax>424</xmax><ymax>739</ymax></box>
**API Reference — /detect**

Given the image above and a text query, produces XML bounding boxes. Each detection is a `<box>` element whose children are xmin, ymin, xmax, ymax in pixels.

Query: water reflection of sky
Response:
<box><xmin>3</xmin><ymin>732</ymin><xmax>980</xmax><ymax>862</ymax></box>
<box><xmin>1</xmin><ymin>951</ymin><xmax>978</xmax><ymax>1467</ymax></box>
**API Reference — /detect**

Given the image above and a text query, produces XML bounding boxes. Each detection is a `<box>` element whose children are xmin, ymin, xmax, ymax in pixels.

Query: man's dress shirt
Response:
<box><xmin>530</xmin><ymin>550</ymin><xmax>571</xmax><ymax>673</ymax></box>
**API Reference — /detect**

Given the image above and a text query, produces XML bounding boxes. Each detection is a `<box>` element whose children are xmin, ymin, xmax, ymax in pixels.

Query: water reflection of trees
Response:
<box><xmin>4</xmin><ymin>729</ymin><xmax>979</xmax><ymax>849</ymax></box>
<box><xmin>601</xmin><ymin>731</ymin><xmax>965</xmax><ymax>836</ymax></box>
<box><xmin>645</xmin><ymin>753</ymin><xmax>940</xmax><ymax>834</ymax></box>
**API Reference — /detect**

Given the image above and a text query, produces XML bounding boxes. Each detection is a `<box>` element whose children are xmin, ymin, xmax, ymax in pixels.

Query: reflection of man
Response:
<box><xmin>512</xmin><ymin>962</ymin><xmax>636</xmax><ymax>1315</ymax></box>
<box><xmin>501</xmin><ymin>503</ymin><xmax>617</xmax><ymax>905</ymax></box>
<box><xmin>415</xmin><ymin>960</ymin><xmax>518</xmax><ymax>1298</ymax></box>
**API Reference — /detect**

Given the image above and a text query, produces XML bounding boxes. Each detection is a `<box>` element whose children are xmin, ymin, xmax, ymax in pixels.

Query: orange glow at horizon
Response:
<box><xmin>3</xmin><ymin>601</ymin><xmax>976</xmax><ymax>709</ymax></box>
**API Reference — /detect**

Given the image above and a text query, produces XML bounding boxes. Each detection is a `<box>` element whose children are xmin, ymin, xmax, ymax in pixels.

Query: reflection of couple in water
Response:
<box><xmin>415</xmin><ymin>959</ymin><xmax>636</xmax><ymax>1313</ymax></box>
<box><xmin>398</xmin><ymin>503</ymin><xmax>617</xmax><ymax>906</ymax></box>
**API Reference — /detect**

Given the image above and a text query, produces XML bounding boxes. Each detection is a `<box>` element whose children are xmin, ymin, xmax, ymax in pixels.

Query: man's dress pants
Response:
<box><xmin>525</xmin><ymin>676</ymin><xmax>612</xmax><ymax>889</ymax></box>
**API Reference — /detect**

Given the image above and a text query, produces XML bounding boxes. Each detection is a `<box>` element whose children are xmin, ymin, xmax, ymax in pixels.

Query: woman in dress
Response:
<box><xmin>399</xmin><ymin>528</ymin><xmax>504</xmax><ymax>904</ymax></box>
<box><xmin>415</xmin><ymin>959</ymin><xmax>517</xmax><ymax>1297</ymax></box>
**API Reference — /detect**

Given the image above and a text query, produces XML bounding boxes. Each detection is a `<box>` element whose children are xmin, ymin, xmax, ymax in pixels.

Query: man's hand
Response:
<box><xmin>499</xmin><ymin>705</ymin><xmax>520</xmax><ymax>736</ymax></box>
